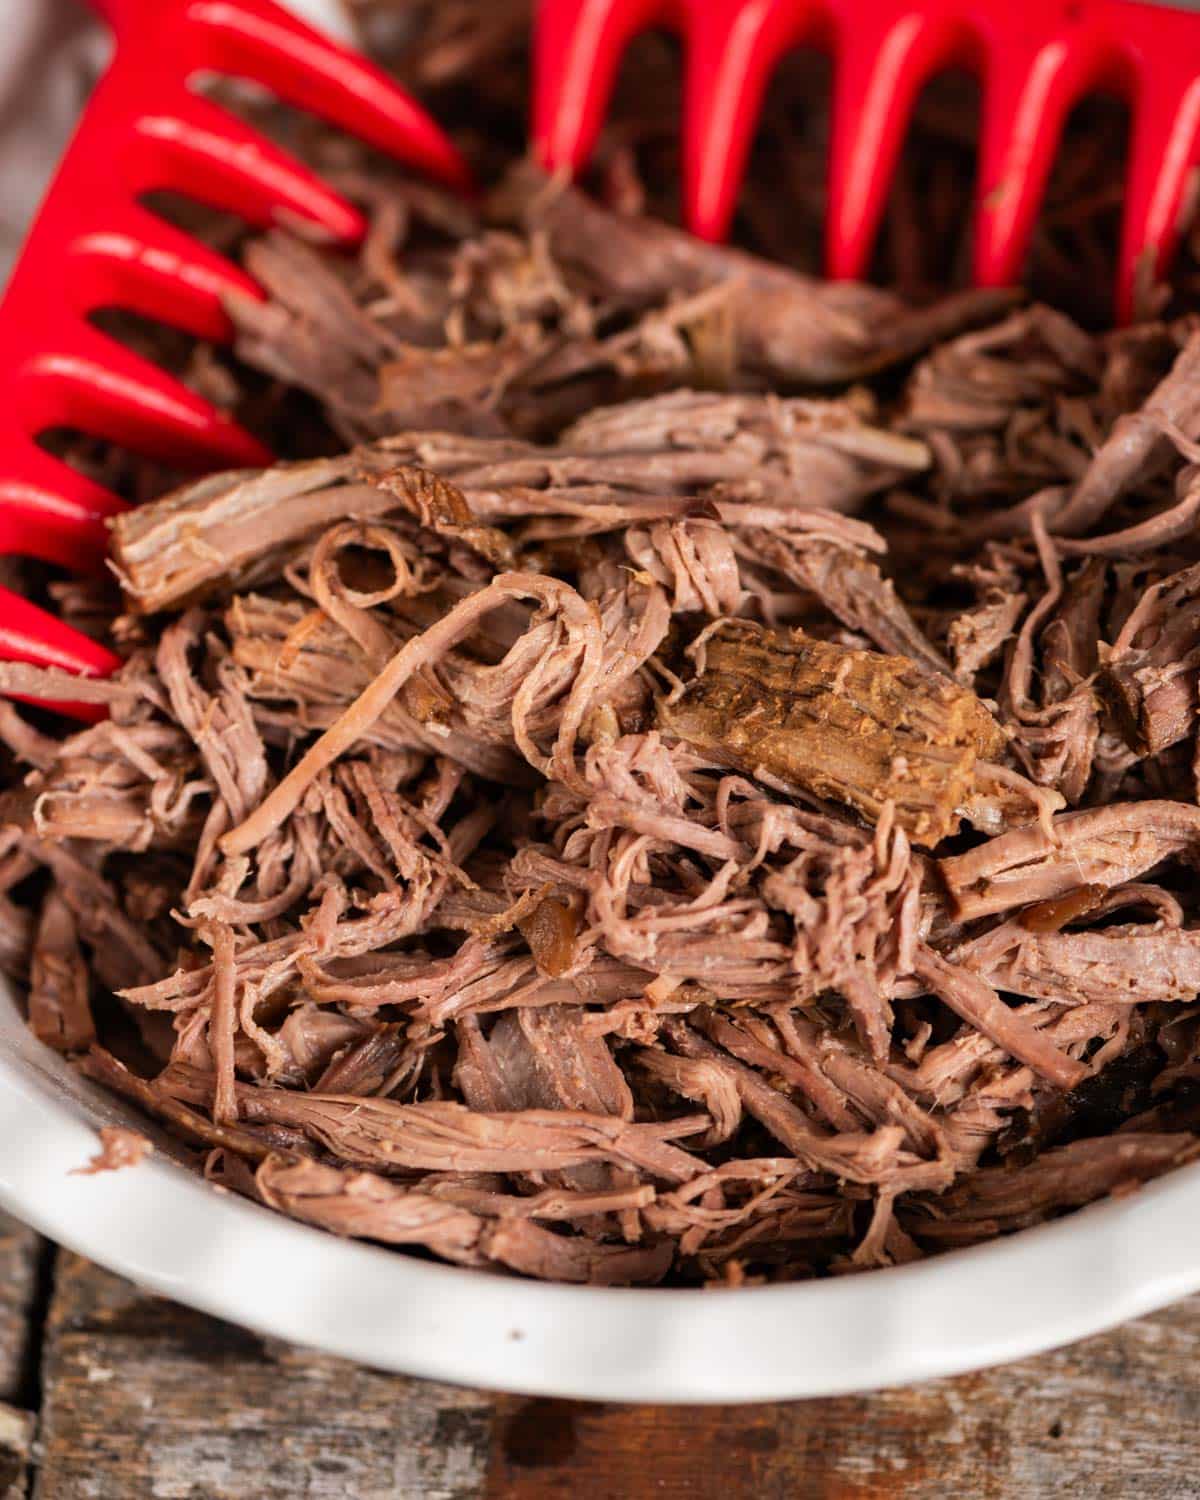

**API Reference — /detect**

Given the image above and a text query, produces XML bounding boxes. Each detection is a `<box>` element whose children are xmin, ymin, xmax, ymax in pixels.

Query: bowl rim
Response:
<box><xmin>2</xmin><ymin>973</ymin><xmax>1198</xmax><ymax>1402</ymax></box>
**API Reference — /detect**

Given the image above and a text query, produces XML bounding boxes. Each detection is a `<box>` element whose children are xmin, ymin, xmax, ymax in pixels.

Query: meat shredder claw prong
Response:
<box><xmin>0</xmin><ymin>585</ymin><xmax>121</xmax><ymax>723</ymax></box>
<box><xmin>826</xmin><ymin>8</ymin><xmax>966</xmax><ymax>281</ymax></box>
<box><xmin>534</xmin><ymin>0</ymin><xmax>666</xmax><ymax>177</ymax></box>
<box><xmin>128</xmin><ymin>95</ymin><xmax>367</xmax><ymax>244</ymax></box>
<box><xmin>972</xmin><ymin>33</ymin><xmax>1100</xmax><ymax>291</ymax></box>
<box><xmin>537</xmin><ymin>0</ymin><xmax>1200</xmax><ymax>319</ymax></box>
<box><xmin>68</xmin><ymin>204</ymin><xmax>264</xmax><ymax>344</ymax></box>
<box><xmin>186</xmin><ymin>0</ymin><xmax>473</xmax><ymax>192</ymax></box>
<box><xmin>18</xmin><ymin>326</ymin><xmax>271</xmax><ymax>474</ymax></box>
<box><xmin>1116</xmin><ymin>63</ymin><xmax>1200</xmax><ymax>323</ymax></box>
<box><xmin>0</xmin><ymin>442</ymin><xmax>126</xmax><ymax>574</ymax></box>
<box><xmin>681</xmin><ymin>0</ymin><xmax>814</xmax><ymax>244</ymax></box>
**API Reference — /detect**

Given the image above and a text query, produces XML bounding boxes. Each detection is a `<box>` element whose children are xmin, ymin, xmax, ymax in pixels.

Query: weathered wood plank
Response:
<box><xmin>485</xmin><ymin>1304</ymin><xmax>1200</xmax><ymax>1498</ymax></box>
<box><xmin>32</xmin><ymin>1251</ymin><xmax>1200</xmax><ymax>1500</ymax></box>
<box><xmin>0</xmin><ymin>1402</ymin><xmax>34</xmax><ymax>1500</ymax></box>
<box><xmin>0</xmin><ymin>1211</ymin><xmax>42</xmax><ymax>1405</ymax></box>
<box><xmin>34</xmin><ymin>1254</ymin><xmax>494</xmax><ymax>1500</ymax></box>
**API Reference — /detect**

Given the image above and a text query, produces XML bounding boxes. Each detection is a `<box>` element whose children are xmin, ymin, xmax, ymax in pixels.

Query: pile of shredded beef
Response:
<box><xmin>5</xmin><ymin>6</ymin><xmax>1200</xmax><ymax>1285</ymax></box>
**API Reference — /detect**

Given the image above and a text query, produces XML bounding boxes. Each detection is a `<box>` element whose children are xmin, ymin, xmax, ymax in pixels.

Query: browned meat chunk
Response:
<box><xmin>659</xmin><ymin>620</ymin><xmax>1005</xmax><ymax>846</ymax></box>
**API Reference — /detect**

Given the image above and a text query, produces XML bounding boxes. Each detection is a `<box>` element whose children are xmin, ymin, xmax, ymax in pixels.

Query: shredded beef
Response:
<box><xmin>8</xmin><ymin>433</ymin><xmax>1195</xmax><ymax>1281</ymax></box>
<box><xmin>6</xmin><ymin>10</ymin><xmax>1200</xmax><ymax>1285</ymax></box>
<box><xmin>72</xmin><ymin>1126</ymin><xmax>152</xmax><ymax>1176</ymax></box>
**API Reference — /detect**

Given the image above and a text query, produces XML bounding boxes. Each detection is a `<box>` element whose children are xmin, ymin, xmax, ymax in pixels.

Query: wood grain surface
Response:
<box><xmin>0</xmin><ymin>1213</ymin><xmax>41</xmax><ymax>1500</ymax></box>
<box><xmin>0</xmin><ymin>1225</ymin><xmax>1195</xmax><ymax>1498</ymax></box>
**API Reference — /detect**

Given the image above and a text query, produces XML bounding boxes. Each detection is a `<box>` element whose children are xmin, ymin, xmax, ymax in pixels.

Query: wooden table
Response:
<box><xmin>1</xmin><ymin>1211</ymin><xmax>1194</xmax><ymax>1498</ymax></box>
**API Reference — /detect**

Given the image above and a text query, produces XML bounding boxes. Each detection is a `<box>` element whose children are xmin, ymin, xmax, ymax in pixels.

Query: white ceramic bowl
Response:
<box><xmin>2</xmin><ymin>974</ymin><xmax>1199</xmax><ymax>1400</ymax></box>
<box><xmin>13</xmin><ymin>0</ymin><xmax>1196</xmax><ymax>1405</ymax></box>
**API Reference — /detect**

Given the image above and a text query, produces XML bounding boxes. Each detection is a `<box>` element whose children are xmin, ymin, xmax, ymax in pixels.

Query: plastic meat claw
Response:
<box><xmin>534</xmin><ymin>0</ymin><xmax>1200</xmax><ymax>321</ymax></box>
<box><xmin>0</xmin><ymin>0</ymin><xmax>469</xmax><ymax>718</ymax></box>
